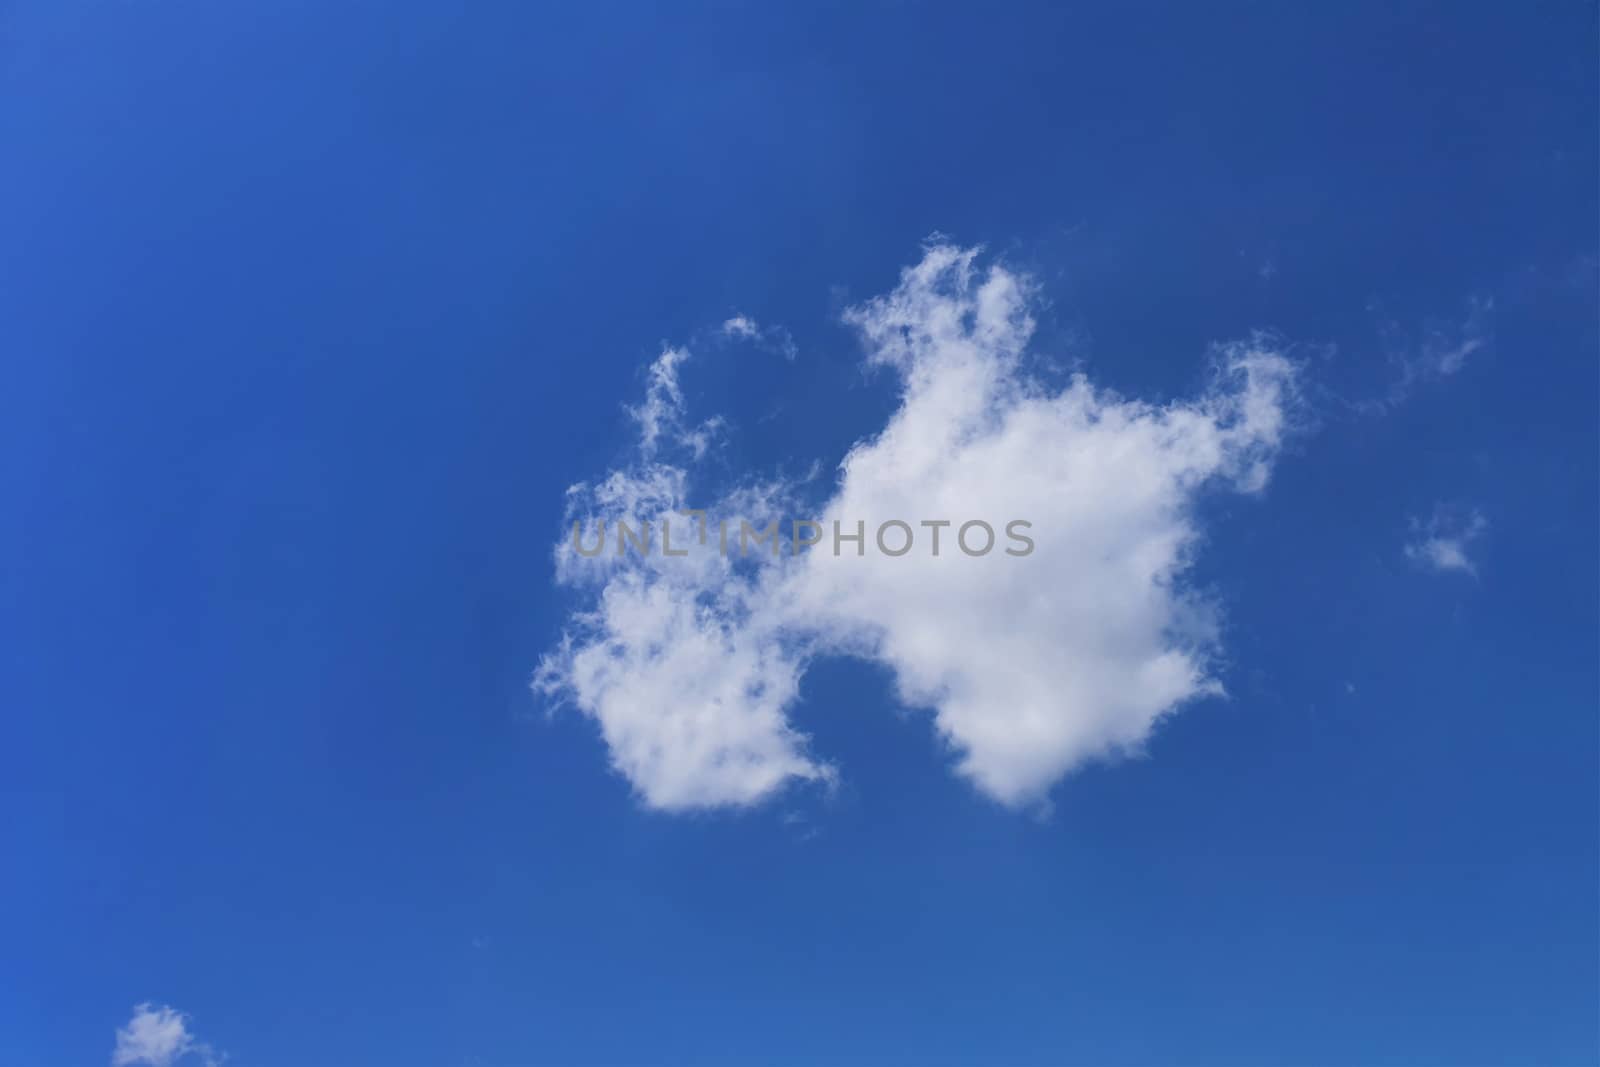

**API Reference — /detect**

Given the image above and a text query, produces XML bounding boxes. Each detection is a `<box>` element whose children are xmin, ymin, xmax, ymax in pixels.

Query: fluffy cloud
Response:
<box><xmin>1406</xmin><ymin>506</ymin><xmax>1488</xmax><ymax>576</ymax></box>
<box><xmin>112</xmin><ymin>1004</ymin><xmax>218</xmax><ymax>1067</ymax></box>
<box><xmin>536</xmin><ymin>243</ymin><xmax>1301</xmax><ymax>810</ymax></box>
<box><xmin>790</xmin><ymin>247</ymin><xmax>1296</xmax><ymax>804</ymax></box>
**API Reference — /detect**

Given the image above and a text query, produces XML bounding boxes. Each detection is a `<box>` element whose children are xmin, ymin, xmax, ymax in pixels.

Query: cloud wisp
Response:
<box><xmin>1406</xmin><ymin>506</ymin><xmax>1488</xmax><ymax>576</ymax></box>
<box><xmin>628</xmin><ymin>346</ymin><xmax>724</xmax><ymax>460</ymax></box>
<box><xmin>722</xmin><ymin>314</ymin><xmax>798</xmax><ymax>360</ymax></box>
<box><xmin>536</xmin><ymin>243</ymin><xmax>1302</xmax><ymax>811</ymax></box>
<box><xmin>1359</xmin><ymin>296</ymin><xmax>1493</xmax><ymax>414</ymax></box>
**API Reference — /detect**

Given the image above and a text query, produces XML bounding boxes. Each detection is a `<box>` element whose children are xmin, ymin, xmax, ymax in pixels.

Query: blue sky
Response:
<box><xmin>2</xmin><ymin>2</ymin><xmax>1597</xmax><ymax>1065</ymax></box>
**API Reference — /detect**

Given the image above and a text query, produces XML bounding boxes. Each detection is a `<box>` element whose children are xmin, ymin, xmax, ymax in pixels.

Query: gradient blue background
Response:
<box><xmin>3</xmin><ymin>3</ymin><xmax>1596</xmax><ymax>1064</ymax></box>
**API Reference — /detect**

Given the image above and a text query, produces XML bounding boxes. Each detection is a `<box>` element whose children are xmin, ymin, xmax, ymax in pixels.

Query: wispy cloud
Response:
<box><xmin>1360</xmin><ymin>296</ymin><xmax>1493</xmax><ymax>413</ymax></box>
<box><xmin>1406</xmin><ymin>506</ymin><xmax>1488</xmax><ymax>576</ymax></box>
<box><xmin>537</xmin><ymin>243</ymin><xmax>1303</xmax><ymax>811</ymax></box>
<box><xmin>722</xmin><ymin>314</ymin><xmax>798</xmax><ymax>360</ymax></box>
<box><xmin>627</xmin><ymin>345</ymin><xmax>723</xmax><ymax>460</ymax></box>
<box><xmin>112</xmin><ymin>1004</ymin><xmax>220</xmax><ymax>1067</ymax></box>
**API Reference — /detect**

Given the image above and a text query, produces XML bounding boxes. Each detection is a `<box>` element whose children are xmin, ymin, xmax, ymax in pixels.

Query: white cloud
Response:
<box><xmin>1406</xmin><ymin>507</ymin><xmax>1488</xmax><ymax>576</ymax></box>
<box><xmin>535</xmin><ymin>456</ymin><xmax>836</xmax><ymax>810</ymax></box>
<box><xmin>721</xmin><ymin>314</ymin><xmax>759</xmax><ymax>339</ymax></box>
<box><xmin>537</xmin><ymin>243</ymin><xmax>1301</xmax><ymax>811</ymax></box>
<box><xmin>112</xmin><ymin>1004</ymin><xmax>219</xmax><ymax>1067</ymax></box>
<box><xmin>789</xmin><ymin>247</ymin><xmax>1297</xmax><ymax>805</ymax></box>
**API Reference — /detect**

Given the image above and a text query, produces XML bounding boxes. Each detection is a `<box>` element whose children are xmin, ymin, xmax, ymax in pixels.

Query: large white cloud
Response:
<box><xmin>535</xmin><ymin>243</ymin><xmax>1300</xmax><ymax>810</ymax></box>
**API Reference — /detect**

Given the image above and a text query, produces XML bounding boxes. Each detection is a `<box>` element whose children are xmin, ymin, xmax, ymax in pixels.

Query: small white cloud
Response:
<box><xmin>112</xmin><ymin>1004</ymin><xmax>219</xmax><ymax>1067</ymax></box>
<box><xmin>721</xmin><ymin>315</ymin><xmax>759</xmax><ymax>339</ymax></box>
<box><xmin>1406</xmin><ymin>506</ymin><xmax>1488</xmax><ymax>576</ymax></box>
